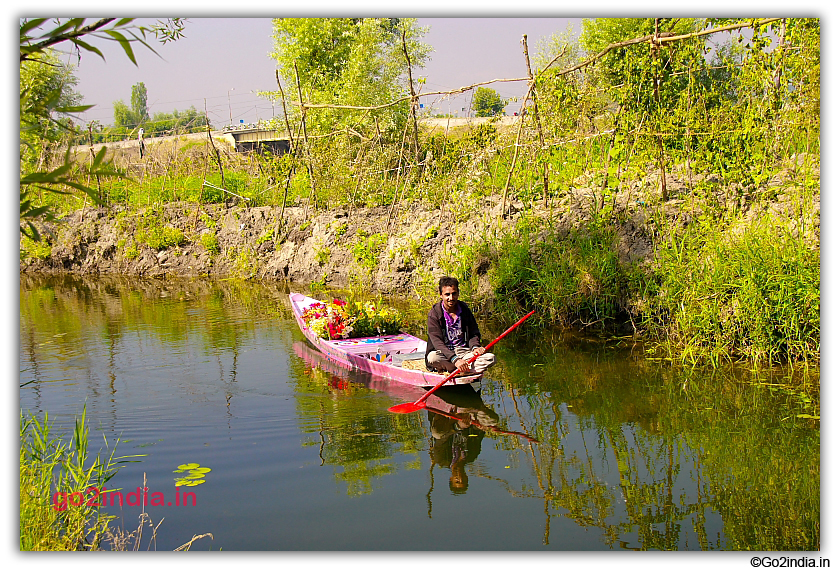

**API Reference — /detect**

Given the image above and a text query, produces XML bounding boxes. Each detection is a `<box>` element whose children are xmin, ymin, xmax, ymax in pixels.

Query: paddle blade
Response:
<box><xmin>388</xmin><ymin>402</ymin><xmax>426</xmax><ymax>414</ymax></box>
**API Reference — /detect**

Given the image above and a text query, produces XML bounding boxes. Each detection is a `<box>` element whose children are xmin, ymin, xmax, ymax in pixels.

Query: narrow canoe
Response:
<box><xmin>289</xmin><ymin>293</ymin><xmax>482</xmax><ymax>389</ymax></box>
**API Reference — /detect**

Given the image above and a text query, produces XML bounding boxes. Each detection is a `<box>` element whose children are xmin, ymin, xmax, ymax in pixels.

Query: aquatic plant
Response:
<box><xmin>173</xmin><ymin>463</ymin><xmax>212</xmax><ymax>487</ymax></box>
<box><xmin>20</xmin><ymin>407</ymin><xmax>141</xmax><ymax>550</ymax></box>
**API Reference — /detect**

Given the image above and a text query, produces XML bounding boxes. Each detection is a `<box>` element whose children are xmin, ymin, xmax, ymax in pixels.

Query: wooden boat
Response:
<box><xmin>289</xmin><ymin>293</ymin><xmax>482</xmax><ymax>389</ymax></box>
<box><xmin>292</xmin><ymin>341</ymin><xmax>477</xmax><ymax>408</ymax></box>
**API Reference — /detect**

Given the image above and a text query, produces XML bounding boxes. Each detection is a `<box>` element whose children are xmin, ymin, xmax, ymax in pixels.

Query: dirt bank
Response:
<box><xmin>20</xmin><ymin>158</ymin><xmax>819</xmax><ymax>308</ymax></box>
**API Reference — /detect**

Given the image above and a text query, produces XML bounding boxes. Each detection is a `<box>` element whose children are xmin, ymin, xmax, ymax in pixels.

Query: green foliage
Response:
<box><xmin>19</xmin><ymin>18</ymin><xmax>186</xmax><ymax>238</ymax></box>
<box><xmin>20</xmin><ymin>407</ymin><xmax>140</xmax><ymax>550</ymax></box>
<box><xmin>130</xmin><ymin>82</ymin><xmax>149</xmax><ymax>125</ymax></box>
<box><xmin>199</xmin><ymin>232</ymin><xmax>219</xmax><ymax>255</ymax></box>
<box><xmin>19</xmin><ymin>50</ymin><xmax>82</xmax><ymax>170</ymax></box>
<box><xmin>269</xmin><ymin>17</ymin><xmax>430</xmax><ymax>140</ymax></box>
<box><xmin>132</xmin><ymin>211</ymin><xmax>186</xmax><ymax>250</ymax></box>
<box><xmin>649</xmin><ymin>216</ymin><xmax>820</xmax><ymax>365</ymax></box>
<box><xmin>20</xmin><ymin>235</ymin><xmax>52</xmax><ymax>261</ymax></box>
<box><xmin>471</xmin><ymin>87</ymin><xmax>505</xmax><ymax>117</ymax></box>
<box><xmin>315</xmin><ymin>243</ymin><xmax>331</xmax><ymax>265</ymax></box>
<box><xmin>489</xmin><ymin>220</ymin><xmax>632</xmax><ymax>327</ymax></box>
<box><xmin>352</xmin><ymin>232</ymin><xmax>388</xmax><ymax>273</ymax></box>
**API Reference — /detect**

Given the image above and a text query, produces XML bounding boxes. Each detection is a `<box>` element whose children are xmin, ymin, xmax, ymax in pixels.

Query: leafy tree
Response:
<box><xmin>112</xmin><ymin>100</ymin><xmax>136</xmax><ymax>130</ymax></box>
<box><xmin>146</xmin><ymin>106</ymin><xmax>210</xmax><ymax>136</ymax></box>
<box><xmin>130</xmin><ymin>82</ymin><xmax>149</xmax><ymax>124</ymax></box>
<box><xmin>112</xmin><ymin>82</ymin><xmax>150</xmax><ymax>130</ymax></box>
<box><xmin>20</xmin><ymin>49</ymin><xmax>82</xmax><ymax>171</ymax></box>
<box><xmin>19</xmin><ymin>18</ymin><xmax>185</xmax><ymax>239</ymax></box>
<box><xmin>269</xmin><ymin>18</ymin><xmax>430</xmax><ymax>139</ymax></box>
<box><xmin>471</xmin><ymin>87</ymin><xmax>505</xmax><ymax>117</ymax></box>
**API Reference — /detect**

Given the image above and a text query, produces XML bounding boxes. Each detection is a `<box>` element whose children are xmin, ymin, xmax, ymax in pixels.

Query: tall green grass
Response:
<box><xmin>19</xmin><ymin>407</ymin><xmax>139</xmax><ymax>550</ymax></box>
<box><xmin>649</xmin><ymin>215</ymin><xmax>820</xmax><ymax>366</ymax></box>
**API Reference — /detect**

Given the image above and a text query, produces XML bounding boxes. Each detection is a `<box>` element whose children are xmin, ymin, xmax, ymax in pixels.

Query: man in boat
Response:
<box><xmin>425</xmin><ymin>276</ymin><xmax>496</xmax><ymax>375</ymax></box>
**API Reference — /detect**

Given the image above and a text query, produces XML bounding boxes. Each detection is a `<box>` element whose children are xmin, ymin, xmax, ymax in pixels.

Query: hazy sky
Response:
<box><xmin>67</xmin><ymin>17</ymin><xmax>581</xmax><ymax>129</ymax></box>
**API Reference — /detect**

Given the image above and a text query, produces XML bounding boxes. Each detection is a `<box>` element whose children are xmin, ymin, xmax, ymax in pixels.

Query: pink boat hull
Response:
<box><xmin>289</xmin><ymin>293</ymin><xmax>482</xmax><ymax>389</ymax></box>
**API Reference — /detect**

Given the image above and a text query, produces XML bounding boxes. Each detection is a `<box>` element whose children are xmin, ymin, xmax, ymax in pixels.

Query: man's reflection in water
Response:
<box><xmin>427</xmin><ymin>399</ymin><xmax>500</xmax><ymax>494</ymax></box>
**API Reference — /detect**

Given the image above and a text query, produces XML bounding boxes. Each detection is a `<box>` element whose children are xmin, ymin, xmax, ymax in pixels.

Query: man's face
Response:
<box><xmin>440</xmin><ymin>285</ymin><xmax>459</xmax><ymax>312</ymax></box>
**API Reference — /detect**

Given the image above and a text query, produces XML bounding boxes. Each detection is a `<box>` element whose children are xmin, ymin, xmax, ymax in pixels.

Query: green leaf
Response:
<box><xmin>103</xmin><ymin>30</ymin><xmax>137</xmax><ymax>65</ymax></box>
<box><xmin>175</xmin><ymin>479</ymin><xmax>205</xmax><ymax>487</ymax></box>
<box><xmin>177</xmin><ymin>462</ymin><xmax>200</xmax><ymax>470</ymax></box>
<box><xmin>70</xmin><ymin>38</ymin><xmax>105</xmax><ymax>60</ymax></box>
<box><xmin>19</xmin><ymin>18</ymin><xmax>48</xmax><ymax>37</ymax></box>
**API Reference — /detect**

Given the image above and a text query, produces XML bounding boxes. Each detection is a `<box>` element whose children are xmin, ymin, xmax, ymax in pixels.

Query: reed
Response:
<box><xmin>19</xmin><ymin>406</ymin><xmax>135</xmax><ymax>550</ymax></box>
<box><xmin>648</xmin><ymin>214</ymin><xmax>820</xmax><ymax>366</ymax></box>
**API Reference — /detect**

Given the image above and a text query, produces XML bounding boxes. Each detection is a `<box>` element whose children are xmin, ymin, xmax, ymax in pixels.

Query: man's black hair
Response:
<box><xmin>439</xmin><ymin>276</ymin><xmax>460</xmax><ymax>293</ymax></box>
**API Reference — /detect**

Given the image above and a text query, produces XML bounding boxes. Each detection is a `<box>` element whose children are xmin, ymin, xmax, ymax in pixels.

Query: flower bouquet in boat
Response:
<box><xmin>290</xmin><ymin>292</ymin><xmax>483</xmax><ymax>389</ymax></box>
<box><xmin>299</xmin><ymin>298</ymin><xmax>402</xmax><ymax>341</ymax></box>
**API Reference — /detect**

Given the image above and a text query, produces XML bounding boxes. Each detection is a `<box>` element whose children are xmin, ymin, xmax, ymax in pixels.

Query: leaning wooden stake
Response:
<box><xmin>203</xmin><ymin>99</ymin><xmax>228</xmax><ymax>199</ymax></box>
<box><xmin>275</xmin><ymin>70</ymin><xmax>296</xmax><ymax>157</ymax></box>
<box><xmin>401</xmin><ymin>29</ymin><xmax>421</xmax><ymax>165</ymax></box>
<box><xmin>294</xmin><ymin>61</ymin><xmax>318</xmax><ymax>217</ymax></box>
<box><xmin>521</xmin><ymin>35</ymin><xmax>550</xmax><ymax>207</ymax></box>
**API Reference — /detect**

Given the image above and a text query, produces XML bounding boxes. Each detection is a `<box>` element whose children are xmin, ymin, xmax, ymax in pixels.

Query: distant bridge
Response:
<box><xmin>72</xmin><ymin>116</ymin><xmax>519</xmax><ymax>158</ymax></box>
<box><xmin>223</xmin><ymin>123</ymin><xmax>290</xmax><ymax>155</ymax></box>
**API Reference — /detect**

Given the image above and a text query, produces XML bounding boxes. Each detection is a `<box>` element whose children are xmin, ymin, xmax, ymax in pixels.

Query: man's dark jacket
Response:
<box><xmin>425</xmin><ymin>301</ymin><xmax>483</xmax><ymax>363</ymax></box>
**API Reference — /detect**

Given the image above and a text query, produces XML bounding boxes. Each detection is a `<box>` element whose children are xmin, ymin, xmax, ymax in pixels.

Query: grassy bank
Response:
<box><xmin>442</xmin><ymin>182</ymin><xmax>819</xmax><ymax>367</ymax></box>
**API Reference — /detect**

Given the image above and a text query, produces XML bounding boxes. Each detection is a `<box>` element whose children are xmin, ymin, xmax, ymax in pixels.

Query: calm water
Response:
<box><xmin>19</xmin><ymin>274</ymin><xmax>819</xmax><ymax>551</ymax></box>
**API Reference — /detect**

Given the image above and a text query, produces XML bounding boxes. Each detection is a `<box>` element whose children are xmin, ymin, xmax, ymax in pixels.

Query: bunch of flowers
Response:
<box><xmin>345</xmin><ymin>299</ymin><xmax>403</xmax><ymax>338</ymax></box>
<box><xmin>301</xmin><ymin>298</ymin><xmax>404</xmax><ymax>340</ymax></box>
<box><xmin>301</xmin><ymin>299</ymin><xmax>354</xmax><ymax>340</ymax></box>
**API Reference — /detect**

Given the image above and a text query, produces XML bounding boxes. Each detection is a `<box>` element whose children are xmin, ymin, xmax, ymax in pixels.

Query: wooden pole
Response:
<box><xmin>204</xmin><ymin>98</ymin><xmax>228</xmax><ymax>200</ymax></box>
<box><xmin>521</xmin><ymin>35</ymin><xmax>550</xmax><ymax>208</ymax></box>
<box><xmin>294</xmin><ymin>61</ymin><xmax>318</xmax><ymax>215</ymax></box>
<box><xmin>401</xmin><ymin>29</ymin><xmax>421</xmax><ymax>165</ymax></box>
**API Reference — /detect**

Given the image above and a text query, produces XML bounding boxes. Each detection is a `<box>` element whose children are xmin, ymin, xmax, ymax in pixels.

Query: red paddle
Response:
<box><xmin>388</xmin><ymin>309</ymin><xmax>536</xmax><ymax>414</ymax></box>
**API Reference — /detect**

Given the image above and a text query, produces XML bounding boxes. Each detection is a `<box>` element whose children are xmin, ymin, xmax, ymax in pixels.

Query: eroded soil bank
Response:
<box><xmin>20</xmin><ymin>159</ymin><xmax>819</xmax><ymax>313</ymax></box>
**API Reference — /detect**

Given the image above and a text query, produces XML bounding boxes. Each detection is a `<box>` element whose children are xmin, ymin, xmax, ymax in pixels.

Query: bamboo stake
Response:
<box><xmin>294</xmin><ymin>61</ymin><xmax>318</xmax><ymax>217</ymax></box>
<box><xmin>275</xmin><ymin>70</ymin><xmax>296</xmax><ymax>158</ymax></box>
<box><xmin>521</xmin><ymin>35</ymin><xmax>550</xmax><ymax>208</ymax></box>
<box><xmin>401</xmin><ymin>29</ymin><xmax>421</xmax><ymax>165</ymax></box>
<box><xmin>653</xmin><ymin>19</ymin><xmax>668</xmax><ymax>202</ymax></box>
<box><xmin>203</xmin><ymin>98</ymin><xmax>228</xmax><ymax>201</ymax></box>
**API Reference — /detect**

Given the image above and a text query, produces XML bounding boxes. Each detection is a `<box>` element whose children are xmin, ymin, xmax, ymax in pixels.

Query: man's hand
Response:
<box><xmin>454</xmin><ymin>358</ymin><xmax>471</xmax><ymax>373</ymax></box>
<box><xmin>472</xmin><ymin>346</ymin><xmax>486</xmax><ymax>356</ymax></box>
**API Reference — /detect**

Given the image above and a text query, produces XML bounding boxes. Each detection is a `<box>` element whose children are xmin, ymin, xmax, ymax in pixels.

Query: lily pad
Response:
<box><xmin>189</xmin><ymin>467</ymin><xmax>212</xmax><ymax>474</ymax></box>
<box><xmin>174</xmin><ymin>479</ymin><xmax>205</xmax><ymax>487</ymax></box>
<box><xmin>184</xmin><ymin>473</ymin><xmax>206</xmax><ymax>480</ymax></box>
<box><xmin>177</xmin><ymin>463</ymin><xmax>200</xmax><ymax>471</ymax></box>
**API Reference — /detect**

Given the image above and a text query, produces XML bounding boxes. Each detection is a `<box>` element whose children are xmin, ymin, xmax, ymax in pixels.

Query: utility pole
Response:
<box><xmin>228</xmin><ymin>87</ymin><xmax>235</xmax><ymax>127</ymax></box>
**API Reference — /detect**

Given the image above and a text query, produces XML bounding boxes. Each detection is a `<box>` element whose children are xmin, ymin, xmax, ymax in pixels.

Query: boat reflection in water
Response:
<box><xmin>293</xmin><ymin>340</ymin><xmax>537</xmax><ymax>496</ymax></box>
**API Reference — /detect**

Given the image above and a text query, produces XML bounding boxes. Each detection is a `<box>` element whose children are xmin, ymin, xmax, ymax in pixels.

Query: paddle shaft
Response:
<box><xmin>425</xmin><ymin>405</ymin><xmax>539</xmax><ymax>443</ymax></box>
<box><xmin>414</xmin><ymin>309</ymin><xmax>536</xmax><ymax>407</ymax></box>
